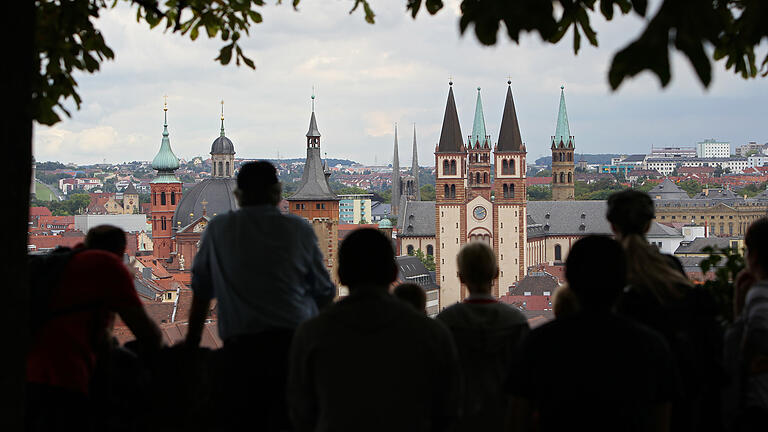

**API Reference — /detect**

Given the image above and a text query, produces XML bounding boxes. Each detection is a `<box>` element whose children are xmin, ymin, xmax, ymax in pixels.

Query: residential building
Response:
<box><xmin>735</xmin><ymin>141</ymin><xmax>767</xmax><ymax>157</ymax></box>
<box><xmin>338</xmin><ymin>194</ymin><xmax>373</xmax><ymax>224</ymax></box>
<box><xmin>650</xmin><ymin>146</ymin><xmax>697</xmax><ymax>158</ymax></box>
<box><xmin>696</xmin><ymin>139</ymin><xmax>731</xmax><ymax>158</ymax></box>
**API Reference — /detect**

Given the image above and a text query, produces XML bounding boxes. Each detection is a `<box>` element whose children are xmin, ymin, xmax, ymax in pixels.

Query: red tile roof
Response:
<box><xmin>27</xmin><ymin>234</ymin><xmax>85</xmax><ymax>251</ymax></box>
<box><xmin>29</xmin><ymin>207</ymin><xmax>52</xmax><ymax>217</ymax></box>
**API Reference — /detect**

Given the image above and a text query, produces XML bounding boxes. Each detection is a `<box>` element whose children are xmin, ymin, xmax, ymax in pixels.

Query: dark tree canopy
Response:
<box><xmin>34</xmin><ymin>0</ymin><xmax>768</xmax><ymax>126</ymax></box>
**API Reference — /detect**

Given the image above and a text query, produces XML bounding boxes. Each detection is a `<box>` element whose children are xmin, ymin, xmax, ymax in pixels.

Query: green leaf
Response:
<box><xmin>216</xmin><ymin>44</ymin><xmax>233</xmax><ymax>65</ymax></box>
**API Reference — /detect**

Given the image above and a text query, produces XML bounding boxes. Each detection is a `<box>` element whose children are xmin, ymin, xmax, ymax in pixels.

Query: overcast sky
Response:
<box><xmin>32</xmin><ymin>1</ymin><xmax>767</xmax><ymax>166</ymax></box>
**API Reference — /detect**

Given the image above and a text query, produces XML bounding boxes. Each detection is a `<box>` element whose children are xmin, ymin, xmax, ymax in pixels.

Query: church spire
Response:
<box><xmin>470</xmin><ymin>87</ymin><xmax>487</xmax><ymax>148</ymax></box>
<box><xmin>437</xmin><ymin>81</ymin><xmax>464</xmax><ymax>153</ymax></box>
<box><xmin>220</xmin><ymin>99</ymin><xmax>226</xmax><ymax>137</ymax></box>
<box><xmin>151</xmin><ymin>97</ymin><xmax>181</xmax><ymax>182</ymax></box>
<box><xmin>412</xmin><ymin>124</ymin><xmax>421</xmax><ymax>200</ymax></box>
<box><xmin>497</xmin><ymin>81</ymin><xmax>524</xmax><ymax>152</ymax></box>
<box><xmin>392</xmin><ymin>123</ymin><xmax>401</xmax><ymax>215</ymax></box>
<box><xmin>554</xmin><ymin>85</ymin><xmax>573</xmax><ymax>148</ymax></box>
<box><xmin>306</xmin><ymin>93</ymin><xmax>321</xmax><ymax>139</ymax></box>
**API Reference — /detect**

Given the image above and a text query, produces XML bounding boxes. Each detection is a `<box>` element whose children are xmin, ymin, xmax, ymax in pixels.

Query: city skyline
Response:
<box><xmin>32</xmin><ymin>1</ymin><xmax>767</xmax><ymax>166</ymax></box>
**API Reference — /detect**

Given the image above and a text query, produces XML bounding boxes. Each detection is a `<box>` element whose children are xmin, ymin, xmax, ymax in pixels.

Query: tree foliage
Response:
<box><xmin>527</xmin><ymin>185</ymin><xmax>552</xmax><ymax>200</ymax></box>
<box><xmin>34</xmin><ymin>0</ymin><xmax>768</xmax><ymax>126</ymax></box>
<box><xmin>700</xmin><ymin>246</ymin><xmax>745</xmax><ymax>325</ymax></box>
<box><xmin>412</xmin><ymin>248</ymin><xmax>436</xmax><ymax>271</ymax></box>
<box><xmin>420</xmin><ymin>184</ymin><xmax>436</xmax><ymax>201</ymax></box>
<box><xmin>408</xmin><ymin>0</ymin><xmax>768</xmax><ymax>90</ymax></box>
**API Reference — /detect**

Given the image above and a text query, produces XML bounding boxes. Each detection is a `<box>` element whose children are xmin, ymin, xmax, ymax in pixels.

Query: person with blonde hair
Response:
<box><xmin>437</xmin><ymin>241</ymin><xmax>529</xmax><ymax>432</ymax></box>
<box><xmin>607</xmin><ymin>189</ymin><xmax>722</xmax><ymax>432</ymax></box>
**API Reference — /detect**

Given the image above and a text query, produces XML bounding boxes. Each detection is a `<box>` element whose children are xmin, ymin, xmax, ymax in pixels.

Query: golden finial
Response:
<box><xmin>163</xmin><ymin>95</ymin><xmax>168</xmax><ymax>111</ymax></box>
<box><xmin>220</xmin><ymin>100</ymin><xmax>224</xmax><ymax>120</ymax></box>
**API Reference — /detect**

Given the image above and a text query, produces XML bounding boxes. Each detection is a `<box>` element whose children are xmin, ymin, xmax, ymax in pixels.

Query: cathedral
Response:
<box><xmin>434</xmin><ymin>82</ymin><xmax>528</xmax><ymax>304</ymax></box>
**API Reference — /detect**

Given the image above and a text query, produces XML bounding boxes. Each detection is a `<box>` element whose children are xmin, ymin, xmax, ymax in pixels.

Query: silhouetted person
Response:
<box><xmin>608</xmin><ymin>189</ymin><xmax>723</xmax><ymax>432</ymax></box>
<box><xmin>186</xmin><ymin>161</ymin><xmax>335</xmax><ymax>431</ymax></box>
<box><xmin>508</xmin><ymin>235</ymin><xmax>677</xmax><ymax>432</ymax></box>
<box><xmin>552</xmin><ymin>283</ymin><xmax>579</xmax><ymax>319</ymax></box>
<box><xmin>288</xmin><ymin>228</ymin><xmax>461</xmax><ymax>432</ymax></box>
<box><xmin>26</xmin><ymin>225</ymin><xmax>161</xmax><ymax>432</ymax></box>
<box><xmin>393</xmin><ymin>282</ymin><xmax>427</xmax><ymax>314</ymax></box>
<box><xmin>727</xmin><ymin>217</ymin><xmax>768</xmax><ymax>431</ymax></box>
<box><xmin>436</xmin><ymin>241</ymin><xmax>528</xmax><ymax>432</ymax></box>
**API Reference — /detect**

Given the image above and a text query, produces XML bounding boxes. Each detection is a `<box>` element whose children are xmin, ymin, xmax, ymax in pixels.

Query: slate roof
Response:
<box><xmin>497</xmin><ymin>84</ymin><xmax>524</xmax><ymax>152</ymax></box>
<box><xmin>693</xmin><ymin>188</ymin><xmax>738</xmax><ymax>200</ymax></box>
<box><xmin>173</xmin><ymin>178</ymin><xmax>238</xmax><ymax>228</ymax></box>
<box><xmin>396</xmin><ymin>255</ymin><xmax>438</xmax><ymax>291</ymax></box>
<box><xmin>210</xmin><ymin>135</ymin><xmax>235</xmax><ymax>155</ymax></box>
<box><xmin>397</xmin><ymin>200</ymin><xmax>436</xmax><ymax>237</ymax></box>
<box><xmin>622</xmin><ymin>154</ymin><xmax>647</xmax><ymax>163</ymax></box>
<box><xmin>288</xmin><ymin>146</ymin><xmax>338</xmax><ymax>201</ymax></box>
<box><xmin>510</xmin><ymin>272</ymin><xmax>558</xmax><ymax>296</ymax></box>
<box><xmin>646</xmin><ymin>223</ymin><xmax>682</xmax><ymax>238</ymax></box>
<box><xmin>436</xmin><ymin>85</ymin><xmax>464</xmax><ymax>153</ymax></box>
<box><xmin>371</xmin><ymin>201</ymin><xmax>391</xmax><ymax>217</ymax></box>
<box><xmin>526</xmin><ymin>201</ymin><xmax>612</xmax><ymax>236</ymax></box>
<box><xmin>123</xmin><ymin>182</ymin><xmax>138</xmax><ymax>195</ymax></box>
<box><xmin>648</xmin><ymin>179</ymin><xmax>690</xmax><ymax>200</ymax></box>
<box><xmin>675</xmin><ymin>237</ymin><xmax>736</xmax><ymax>254</ymax></box>
<box><xmin>306</xmin><ymin>111</ymin><xmax>321</xmax><ymax>137</ymax></box>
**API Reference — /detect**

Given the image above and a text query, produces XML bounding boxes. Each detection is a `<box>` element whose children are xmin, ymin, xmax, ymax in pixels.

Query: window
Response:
<box><xmin>450</xmin><ymin>184</ymin><xmax>456</xmax><ymax>198</ymax></box>
<box><xmin>167</xmin><ymin>293</ymin><xmax>172</xmax><ymax>300</ymax></box>
<box><xmin>427</xmin><ymin>245</ymin><xmax>433</xmax><ymax>256</ymax></box>
<box><xmin>444</xmin><ymin>184</ymin><xmax>450</xmax><ymax>198</ymax></box>
<box><xmin>510</xmin><ymin>160</ymin><xmax>515</xmax><ymax>175</ymax></box>
<box><xmin>450</xmin><ymin>160</ymin><xmax>457</xmax><ymax>175</ymax></box>
<box><xmin>171</xmin><ymin>191</ymin><xmax>175</xmax><ymax>205</ymax></box>
<box><xmin>161</xmin><ymin>192</ymin><xmax>166</xmax><ymax>205</ymax></box>
<box><xmin>316</xmin><ymin>203</ymin><xmax>321</xmax><ymax>209</ymax></box>
<box><xmin>553</xmin><ymin>174</ymin><xmax>557</xmax><ymax>184</ymax></box>
<box><xmin>476</xmin><ymin>172</ymin><xmax>480</xmax><ymax>184</ymax></box>
<box><xmin>509</xmin><ymin>183</ymin><xmax>514</xmax><ymax>199</ymax></box>
<box><xmin>503</xmin><ymin>184</ymin><xmax>508</xmax><ymax>197</ymax></box>
<box><xmin>567</xmin><ymin>172</ymin><xmax>572</xmax><ymax>183</ymax></box>
<box><xmin>226</xmin><ymin>161</ymin><xmax>231</xmax><ymax>177</ymax></box>
<box><xmin>554</xmin><ymin>244</ymin><xmax>562</xmax><ymax>261</ymax></box>
<box><xmin>295</xmin><ymin>204</ymin><xmax>300</xmax><ymax>210</ymax></box>
<box><xmin>483</xmin><ymin>172</ymin><xmax>488</xmax><ymax>183</ymax></box>
<box><xmin>560</xmin><ymin>172</ymin><xmax>565</xmax><ymax>183</ymax></box>
<box><xmin>502</xmin><ymin>159</ymin><xmax>508</xmax><ymax>174</ymax></box>
<box><xmin>407</xmin><ymin>245</ymin><xmax>414</xmax><ymax>255</ymax></box>
<box><xmin>443</xmin><ymin>159</ymin><xmax>449</xmax><ymax>174</ymax></box>
<box><xmin>153</xmin><ymin>193</ymin><xmax>156</xmax><ymax>205</ymax></box>
<box><xmin>161</xmin><ymin>216</ymin><xmax>166</xmax><ymax>230</ymax></box>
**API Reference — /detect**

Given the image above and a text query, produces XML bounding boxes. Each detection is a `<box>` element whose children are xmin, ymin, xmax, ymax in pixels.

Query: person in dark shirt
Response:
<box><xmin>508</xmin><ymin>235</ymin><xmax>677</xmax><ymax>432</ymax></box>
<box><xmin>608</xmin><ymin>189</ymin><xmax>723</xmax><ymax>432</ymax></box>
<box><xmin>393</xmin><ymin>282</ymin><xmax>427</xmax><ymax>314</ymax></box>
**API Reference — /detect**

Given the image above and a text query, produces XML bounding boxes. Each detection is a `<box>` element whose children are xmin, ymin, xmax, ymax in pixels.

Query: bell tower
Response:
<box><xmin>467</xmin><ymin>87</ymin><xmax>492</xmax><ymax>201</ymax></box>
<box><xmin>150</xmin><ymin>98</ymin><xmax>182</xmax><ymax>259</ymax></box>
<box><xmin>551</xmin><ymin>85</ymin><xmax>575</xmax><ymax>200</ymax></box>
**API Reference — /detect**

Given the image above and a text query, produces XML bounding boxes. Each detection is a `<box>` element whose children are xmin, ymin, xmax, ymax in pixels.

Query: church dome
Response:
<box><xmin>378</xmin><ymin>219</ymin><xmax>393</xmax><ymax>229</ymax></box>
<box><xmin>173</xmin><ymin>178</ymin><xmax>238</xmax><ymax>229</ymax></box>
<box><xmin>210</xmin><ymin>135</ymin><xmax>235</xmax><ymax>155</ymax></box>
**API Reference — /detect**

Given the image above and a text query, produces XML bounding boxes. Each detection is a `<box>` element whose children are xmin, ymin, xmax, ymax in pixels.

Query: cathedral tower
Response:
<box><xmin>211</xmin><ymin>101</ymin><xmax>236</xmax><ymax>178</ymax></box>
<box><xmin>551</xmin><ymin>86</ymin><xmax>575</xmax><ymax>200</ymax></box>
<box><xmin>435</xmin><ymin>82</ymin><xmax>467</xmax><ymax>306</ymax></box>
<box><xmin>492</xmin><ymin>82</ymin><xmax>527</xmax><ymax>295</ymax></box>
<box><xmin>467</xmin><ymin>88</ymin><xmax>492</xmax><ymax>201</ymax></box>
<box><xmin>403</xmin><ymin>124</ymin><xmax>421</xmax><ymax>201</ymax></box>
<box><xmin>288</xmin><ymin>94</ymin><xmax>340</xmax><ymax>280</ymax></box>
<box><xmin>391</xmin><ymin>124</ymin><xmax>401</xmax><ymax>217</ymax></box>
<box><xmin>150</xmin><ymin>100</ymin><xmax>182</xmax><ymax>259</ymax></box>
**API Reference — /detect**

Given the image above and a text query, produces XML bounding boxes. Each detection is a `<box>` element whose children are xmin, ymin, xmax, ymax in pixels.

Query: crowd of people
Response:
<box><xmin>24</xmin><ymin>162</ymin><xmax>768</xmax><ymax>431</ymax></box>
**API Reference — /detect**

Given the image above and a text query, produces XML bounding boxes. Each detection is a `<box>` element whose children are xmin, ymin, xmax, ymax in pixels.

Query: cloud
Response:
<box><xmin>32</xmin><ymin>0</ymin><xmax>768</xmax><ymax>166</ymax></box>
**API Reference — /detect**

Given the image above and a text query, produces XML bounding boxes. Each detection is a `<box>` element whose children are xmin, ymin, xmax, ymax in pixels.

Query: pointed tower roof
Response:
<box><xmin>289</xmin><ymin>98</ymin><xmax>337</xmax><ymax>201</ymax></box>
<box><xmin>437</xmin><ymin>83</ymin><xmax>464</xmax><ymax>153</ymax></box>
<box><xmin>392</xmin><ymin>123</ymin><xmax>401</xmax><ymax>211</ymax></box>
<box><xmin>152</xmin><ymin>100</ymin><xmax>181</xmax><ymax>183</ymax></box>
<box><xmin>470</xmin><ymin>87</ymin><xmax>487</xmax><ymax>148</ymax></box>
<box><xmin>554</xmin><ymin>85</ymin><xmax>573</xmax><ymax>148</ymax></box>
<box><xmin>123</xmin><ymin>182</ymin><xmax>138</xmax><ymax>195</ymax></box>
<box><xmin>306</xmin><ymin>94</ymin><xmax>321</xmax><ymax>137</ymax></box>
<box><xmin>412</xmin><ymin>124</ymin><xmax>421</xmax><ymax>200</ymax></box>
<box><xmin>497</xmin><ymin>82</ymin><xmax>524</xmax><ymax>152</ymax></box>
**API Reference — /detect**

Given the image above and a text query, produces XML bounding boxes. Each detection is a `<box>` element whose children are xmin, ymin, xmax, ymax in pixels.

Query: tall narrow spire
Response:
<box><xmin>152</xmin><ymin>99</ymin><xmax>181</xmax><ymax>180</ymax></box>
<box><xmin>497</xmin><ymin>81</ymin><xmax>524</xmax><ymax>151</ymax></box>
<box><xmin>470</xmin><ymin>87</ymin><xmax>487</xmax><ymax>148</ymax></box>
<box><xmin>220</xmin><ymin>99</ymin><xmax>225</xmax><ymax>137</ymax></box>
<box><xmin>554</xmin><ymin>85</ymin><xmax>572</xmax><ymax>147</ymax></box>
<box><xmin>392</xmin><ymin>123</ymin><xmax>401</xmax><ymax>215</ymax></box>
<box><xmin>437</xmin><ymin>82</ymin><xmax>464</xmax><ymax>153</ymax></box>
<box><xmin>306</xmin><ymin>94</ymin><xmax>320</xmax><ymax>138</ymax></box>
<box><xmin>412</xmin><ymin>124</ymin><xmax>421</xmax><ymax>200</ymax></box>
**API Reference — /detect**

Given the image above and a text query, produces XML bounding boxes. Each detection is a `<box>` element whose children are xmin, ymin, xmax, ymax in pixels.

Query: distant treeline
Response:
<box><xmin>259</xmin><ymin>158</ymin><xmax>358</xmax><ymax>166</ymax></box>
<box><xmin>534</xmin><ymin>154</ymin><xmax>621</xmax><ymax>167</ymax></box>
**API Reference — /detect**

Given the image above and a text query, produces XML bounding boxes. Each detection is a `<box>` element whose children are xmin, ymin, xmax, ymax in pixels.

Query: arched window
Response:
<box><xmin>407</xmin><ymin>245</ymin><xmax>414</xmax><ymax>255</ymax></box>
<box><xmin>171</xmin><ymin>191</ymin><xmax>175</xmax><ymax>205</ymax></box>
<box><xmin>218</xmin><ymin>162</ymin><xmax>223</xmax><ymax>176</ymax></box>
<box><xmin>560</xmin><ymin>172</ymin><xmax>565</xmax><ymax>183</ymax></box>
<box><xmin>509</xmin><ymin>183</ymin><xmax>515</xmax><ymax>198</ymax></box>
<box><xmin>469</xmin><ymin>173</ymin><xmax>473</xmax><ymax>184</ymax></box>
<box><xmin>226</xmin><ymin>161</ymin><xmax>230</xmax><ymax>177</ymax></box>
<box><xmin>567</xmin><ymin>152</ymin><xmax>573</xmax><ymax>162</ymax></box>
<box><xmin>426</xmin><ymin>245</ymin><xmax>434</xmax><ymax>256</ymax></box>
<box><xmin>510</xmin><ymin>160</ymin><xmax>516</xmax><ymax>175</ymax></box>
<box><xmin>483</xmin><ymin>172</ymin><xmax>488</xmax><ymax>183</ymax></box>
<box><xmin>502</xmin><ymin>159</ymin><xmax>508</xmax><ymax>174</ymax></box>
<box><xmin>444</xmin><ymin>184</ymin><xmax>450</xmax><ymax>198</ymax></box>
<box><xmin>554</xmin><ymin>244</ymin><xmax>562</xmax><ymax>262</ymax></box>
<box><xmin>450</xmin><ymin>160</ymin><xmax>457</xmax><ymax>175</ymax></box>
<box><xmin>503</xmin><ymin>184</ymin><xmax>508</xmax><ymax>197</ymax></box>
<box><xmin>567</xmin><ymin>172</ymin><xmax>572</xmax><ymax>183</ymax></box>
<box><xmin>553</xmin><ymin>174</ymin><xmax>557</xmax><ymax>184</ymax></box>
<box><xmin>450</xmin><ymin>184</ymin><xmax>456</xmax><ymax>198</ymax></box>
<box><xmin>476</xmin><ymin>172</ymin><xmax>481</xmax><ymax>184</ymax></box>
<box><xmin>161</xmin><ymin>216</ymin><xmax>166</xmax><ymax>231</ymax></box>
<box><xmin>153</xmin><ymin>193</ymin><xmax>156</xmax><ymax>205</ymax></box>
<box><xmin>161</xmin><ymin>192</ymin><xmax>166</xmax><ymax>205</ymax></box>
<box><xmin>443</xmin><ymin>159</ymin><xmax>449</xmax><ymax>174</ymax></box>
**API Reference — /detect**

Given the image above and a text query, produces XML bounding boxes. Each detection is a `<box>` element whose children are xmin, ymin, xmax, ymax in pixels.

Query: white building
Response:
<box><xmin>650</xmin><ymin>146</ymin><xmax>697</xmax><ymax>158</ymax></box>
<box><xmin>748</xmin><ymin>155</ymin><xmax>768</xmax><ymax>168</ymax></box>
<box><xmin>74</xmin><ymin>214</ymin><xmax>149</xmax><ymax>234</ymax></box>
<box><xmin>644</xmin><ymin>157</ymin><xmax>748</xmax><ymax>175</ymax></box>
<box><xmin>696</xmin><ymin>139</ymin><xmax>730</xmax><ymax>158</ymax></box>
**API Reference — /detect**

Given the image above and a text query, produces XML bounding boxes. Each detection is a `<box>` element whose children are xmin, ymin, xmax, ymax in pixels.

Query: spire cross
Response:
<box><xmin>201</xmin><ymin>199</ymin><xmax>208</xmax><ymax>216</ymax></box>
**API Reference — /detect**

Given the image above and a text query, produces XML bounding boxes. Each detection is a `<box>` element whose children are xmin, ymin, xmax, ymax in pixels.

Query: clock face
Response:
<box><xmin>473</xmin><ymin>206</ymin><xmax>487</xmax><ymax>221</ymax></box>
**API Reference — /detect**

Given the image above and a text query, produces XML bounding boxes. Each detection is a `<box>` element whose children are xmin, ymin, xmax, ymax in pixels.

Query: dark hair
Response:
<box><xmin>746</xmin><ymin>217</ymin><xmax>768</xmax><ymax>272</ymax></box>
<box><xmin>85</xmin><ymin>225</ymin><xmax>126</xmax><ymax>257</ymax></box>
<box><xmin>394</xmin><ymin>283</ymin><xmax>426</xmax><ymax>312</ymax></box>
<box><xmin>338</xmin><ymin>228</ymin><xmax>396</xmax><ymax>288</ymax></box>
<box><xmin>236</xmin><ymin>161</ymin><xmax>281</xmax><ymax>205</ymax></box>
<box><xmin>606</xmin><ymin>189</ymin><xmax>655</xmax><ymax>235</ymax></box>
<box><xmin>565</xmin><ymin>235</ymin><xmax>626</xmax><ymax>310</ymax></box>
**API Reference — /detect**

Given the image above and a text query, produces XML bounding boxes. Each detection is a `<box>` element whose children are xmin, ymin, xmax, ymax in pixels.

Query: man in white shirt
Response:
<box><xmin>186</xmin><ymin>161</ymin><xmax>335</xmax><ymax>431</ymax></box>
<box><xmin>288</xmin><ymin>228</ymin><xmax>461</xmax><ymax>432</ymax></box>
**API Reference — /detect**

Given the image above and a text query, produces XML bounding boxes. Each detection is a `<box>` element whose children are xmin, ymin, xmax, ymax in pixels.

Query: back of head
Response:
<box><xmin>565</xmin><ymin>236</ymin><xmax>626</xmax><ymax>310</ymax></box>
<box><xmin>393</xmin><ymin>283</ymin><xmax>426</xmax><ymax>313</ymax></box>
<box><xmin>746</xmin><ymin>217</ymin><xmax>768</xmax><ymax>273</ymax></box>
<box><xmin>606</xmin><ymin>189</ymin><xmax>655</xmax><ymax>235</ymax></box>
<box><xmin>236</xmin><ymin>161</ymin><xmax>281</xmax><ymax>206</ymax></box>
<box><xmin>338</xmin><ymin>228</ymin><xmax>397</xmax><ymax>290</ymax></box>
<box><xmin>457</xmin><ymin>242</ymin><xmax>498</xmax><ymax>291</ymax></box>
<box><xmin>85</xmin><ymin>225</ymin><xmax>126</xmax><ymax>257</ymax></box>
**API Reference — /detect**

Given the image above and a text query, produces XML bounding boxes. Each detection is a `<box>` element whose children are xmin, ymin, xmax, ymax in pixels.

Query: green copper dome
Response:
<box><xmin>151</xmin><ymin>108</ymin><xmax>181</xmax><ymax>183</ymax></box>
<box><xmin>378</xmin><ymin>218</ymin><xmax>394</xmax><ymax>229</ymax></box>
<box><xmin>470</xmin><ymin>87</ymin><xmax>487</xmax><ymax>148</ymax></box>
